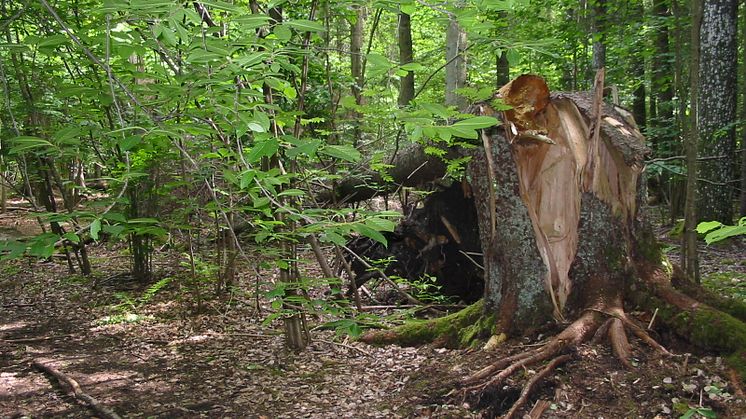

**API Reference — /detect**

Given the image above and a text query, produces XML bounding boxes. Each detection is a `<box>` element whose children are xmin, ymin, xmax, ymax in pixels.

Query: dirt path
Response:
<box><xmin>0</xmin><ymin>255</ymin><xmax>470</xmax><ymax>418</ymax></box>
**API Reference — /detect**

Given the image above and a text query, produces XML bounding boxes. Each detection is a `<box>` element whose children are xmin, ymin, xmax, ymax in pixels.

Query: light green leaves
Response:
<box><xmin>8</xmin><ymin>136</ymin><xmax>56</xmax><ymax>155</ymax></box>
<box><xmin>246</xmin><ymin>138</ymin><xmax>279</xmax><ymax>163</ymax></box>
<box><xmin>320</xmin><ymin>144</ymin><xmax>361</xmax><ymax>162</ymax></box>
<box><xmin>697</xmin><ymin>217</ymin><xmax>746</xmax><ymax>245</ymax></box>
<box><xmin>449</xmin><ymin>116</ymin><xmax>500</xmax><ymax>139</ymax></box>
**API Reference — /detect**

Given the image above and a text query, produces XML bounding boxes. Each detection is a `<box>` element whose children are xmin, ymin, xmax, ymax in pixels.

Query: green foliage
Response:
<box><xmin>696</xmin><ymin>218</ymin><xmax>746</xmax><ymax>245</ymax></box>
<box><xmin>679</xmin><ymin>406</ymin><xmax>716</xmax><ymax>419</ymax></box>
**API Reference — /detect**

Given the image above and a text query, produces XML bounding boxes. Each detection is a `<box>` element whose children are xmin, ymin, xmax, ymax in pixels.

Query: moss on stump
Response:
<box><xmin>358</xmin><ymin>300</ymin><xmax>496</xmax><ymax>348</ymax></box>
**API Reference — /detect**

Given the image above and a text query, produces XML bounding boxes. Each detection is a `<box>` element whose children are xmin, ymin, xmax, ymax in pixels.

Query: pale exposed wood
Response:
<box><xmin>485</xmin><ymin>74</ymin><xmax>647</xmax><ymax>314</ymax></box>
<box><xmin>527</xmin><ymin>399</ymin><xmax>552</xmax><ymax>419</ymax></box>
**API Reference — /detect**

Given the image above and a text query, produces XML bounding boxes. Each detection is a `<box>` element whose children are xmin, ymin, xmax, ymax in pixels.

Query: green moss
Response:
<box><xmin>703</xmin><ymin>272</ymin><xmax>746</xmax><ymax>303</ymax></box>
<box><xmin>632</xmin><ymin>288</ymin><xmax>746</xmax><ymax>382</ymax></box>
<box><xmin>726</xmin><ymin>350</ymin><xmax>746</xmax><ymax>382</ymax></box>
<box><xmin>360</xmin><ymin>300</ymin><xmax>494</xmax><ymax>348</ymax></box>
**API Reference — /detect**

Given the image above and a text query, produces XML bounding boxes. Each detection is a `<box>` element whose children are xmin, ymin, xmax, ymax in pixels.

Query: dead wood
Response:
<box><xmin>32</xmin><ymin>358</ymin><xmax>122</xmax><ymax>419</ymax></box>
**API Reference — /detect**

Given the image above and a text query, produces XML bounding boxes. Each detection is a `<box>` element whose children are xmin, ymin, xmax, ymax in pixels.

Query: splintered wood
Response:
<box><xmin>485</xmin><ymin>74</ymin><xmax>647</xmax><ymax>315</ymax></box>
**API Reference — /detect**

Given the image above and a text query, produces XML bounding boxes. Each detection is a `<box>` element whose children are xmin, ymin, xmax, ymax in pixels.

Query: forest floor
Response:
<box><xmin>1</xmin><ymin>207</ymin><xmax>746</xmax><ymax>418</ymax></box>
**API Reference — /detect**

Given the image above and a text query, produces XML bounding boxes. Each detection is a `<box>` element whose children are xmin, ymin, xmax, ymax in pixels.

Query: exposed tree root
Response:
<box><xmin>503</xmin><ymin>354</ymin><xmax>572</xmax><ymax>419</ymax></box>
<box><xmin>459</xmin><ymin>306</ymin><xmax>671</xmax><ymax>418</ymax></box>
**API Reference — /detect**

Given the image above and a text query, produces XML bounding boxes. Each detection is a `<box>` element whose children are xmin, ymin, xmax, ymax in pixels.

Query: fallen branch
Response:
<box><xmin>32</xmin><ymin>358</ymin><xmax>122</xmax><ymax>419</ymax></box>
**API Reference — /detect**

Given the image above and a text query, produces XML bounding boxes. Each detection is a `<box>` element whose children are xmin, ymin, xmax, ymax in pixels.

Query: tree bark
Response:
<box><xmin>350</xmin><ymin>5</ymin><xmax>365</xmax><ymax>108</ymax></box>
<box><xmin>684</xmin><ymin>0</ymin><xmax>702</xmax><ymax>282</ymax></box>
<box><xmin>445</xmin><ymin>14</ymin><xmax>467</xmax><ymax>111</ymax></box>
<box><xmin>496</xmin><ymin>51</ymin><xmax>509</xmax><ymax>88</ymax></box>
<box><xmin>591</xmin><ymin>0</ymin><xmax>606</xmax><ymax>71</ymax></box>
<box><xmin>697</xmin><ymin>0</ymin><xmax>738</xmax><ymax>223</ymax></box>
<box><xmin>397</xmin><ymin>11</ymin><xmax>414</xmax><ymax>107</ymax></box>
<box><xmin>740</xmin><ymin>2</ymin><xmax>746</xmax><ymax>218</ymax></box>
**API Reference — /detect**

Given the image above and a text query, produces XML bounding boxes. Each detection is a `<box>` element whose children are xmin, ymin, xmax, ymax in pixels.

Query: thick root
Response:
<box><xmin>460</xmin><ymin>307</ymin><xmax>669</xmax><ymax>418</ymax></box>
<box><xmin>636</xmin><ymin>264</ymin><xmax>746</xmax><ymax>381</ymax></box>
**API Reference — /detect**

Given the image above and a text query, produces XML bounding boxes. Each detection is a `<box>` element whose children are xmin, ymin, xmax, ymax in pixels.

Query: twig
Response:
<box><xmin>458</xmin><ymin>250</ymin><xmax>485</xmax><ymax>271</ymax></box>
<box><xmin>341</xmin><ymin>244</ymin><xmax>422</xmax><ymax>305</ymax></box>
<box><xmin>32</xmin><ymin>358</ymin><xmax>122</xmax><ymax>419</ymax></box>
<box><xmin>647</xmin><ymin>307</ymin><xmax>659</xmax><ymax>330</ymax></box>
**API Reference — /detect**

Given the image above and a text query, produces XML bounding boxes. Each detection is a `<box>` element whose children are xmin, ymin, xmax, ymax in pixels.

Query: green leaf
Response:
<box><xmin>365</xmin><ymin>217</ymin><xmax>397</xmax><ymax>232</ymax></box>
<box><xmin>199</xmin><ymin>0</ymin><xmax>242</xmax><ymax>12</ymax></box>
<box><xmin>239</xmin><ymin>170</ymin><xmax>257</xmax><ymax>189</ymax></box>
<box><xmin>452</xmin><ymin>116</ymin><xmax>500</xmax><ymax>130</ymax></box>
<box><xmin>278</xmin><ymin>189</ymin><xmax>305</xmax><ymax>197</ymax></box>
<box><xmin>9</xmin><ymin>136</ymin><xmax>55</xmax><ymax>154</ymax></box>
<box><xmin>400</xmin><ymin>62</ymin><xmax>424</xmax><ymax>72</ymax></box>
<box><xmin>90</xmin><ymin>219</ymin><xmax>102</xmax><ymax>240</ymax></box>
<box><xmin>62</xmin><ymin>233</ymin><xmax>81</xmax><ymax>244</ymax></box>
<box><xmin>0</xmin><ymin>240</ymin><xmax>26</xmax><ymax>260</ymax></box>
<box><xmin>696</xmin><ymin>221</ymin><xmax>723</xmax><ymax>234</ymax></box>
<box><xmin>29</xmin><ymin>241</ymin><xmax>55</xmax><ymax>259</ymax></box>
<box><xmin>119</xmin><ymin>135</ymin><xmax>142</xmax><ymax>151</ymax></box>
<box><xmin>320</xmin><ymin>144</ymin><xmax>361</xmax><ymax>162</ymax></box>
<box><xmin>506</xmin><ymin>48</ymin><xmax>521</xmax><ymax>66</ymax></box>
<box><xmin>236</xmin><ymin>14</ymin><xmax>272</xmax><ymax>30</ymax></box>
<box><xmin>286</xmin><ymin>138</ymin><xmax>321</xmax><ymax>159</ymax></box>
<box><xmin>704</xmin><ymin>225</ymin><xmax>746</xmax><ymax>245</ymax></box>
<box><xmin>285</xmin><ymin>19</ymin><xmax>325</xmax><ymax>33</ymax></box>
<box><xmin>246</xmin><ymin>138</ymin><xmax>279</xmax><ymax>162</ymax></box>
<box><xmin>320</xmin><ymin>231</ymin><xmax>346</xmax><ymax>246</ymax></box>
<box><xmin>352</xmin><ymin>224</ymin><xmax>387</xmax><ymax>246</ymax></box>
<box><xmin>235</xmin><ymin>52</ymin><xmax>269</xmax><ymax>68</ymax></box>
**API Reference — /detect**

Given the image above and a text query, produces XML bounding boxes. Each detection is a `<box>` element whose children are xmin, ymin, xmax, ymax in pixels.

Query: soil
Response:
<box><xmin>1</xmin><ymin>207</ymin><xmax>746</xmax><ymax>418</ymax></box>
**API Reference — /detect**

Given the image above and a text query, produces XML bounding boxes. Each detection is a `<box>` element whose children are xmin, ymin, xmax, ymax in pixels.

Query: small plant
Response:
<box><xmin>96</xmin><ymin>277</ymin><xmax>172</xmax><ymax>325</ymax></box>
<box><xmin>680</xmin><ymin>406</ymin><xmax>716</xmax><ymax>419</ymax></box>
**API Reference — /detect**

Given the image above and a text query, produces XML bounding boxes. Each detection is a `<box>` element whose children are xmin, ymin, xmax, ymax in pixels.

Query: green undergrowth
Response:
<box><xmin>360</xmin><ymin>299</ymin><xmax>496</xmax><ymax>348</ymax></box>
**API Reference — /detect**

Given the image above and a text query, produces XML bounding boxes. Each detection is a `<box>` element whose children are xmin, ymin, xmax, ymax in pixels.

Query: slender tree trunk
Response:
<box><xmin>653</xmin><ymin>0</ymin><xmax>674</xmax><ymax>127</ymax></box>
<box><xmin>740</xmin><ymin>0</ymin><xmax>746</xmax><ymax>217</ymax></box>
<box><xmin>350</xmin><ymin>6</ymin><xmax>365</xmax><ymax>107</ymax></box>
<box><xmin>496</xmin><ymin>51</ymin><xmax>509</xmax><ymax>88</ymax></box>
<box><xmin>697</xmin><ymin>0</ymin><xmax>738</xmax><ymax>223</ymax></box>
<box><xmin>630</xmin><ymin>2</ymin><xmax>646</xmax><ymax>130</ymax></box>
<box><xmin>397</xmin><ymin>11</ymin><xmax>414</xmax><ymax>107</ymax></box>
<box><xmin>684</xmin><ymin>0</ymin><xmax>702</xmax><ymax>282</ymax></box>
<box><xmin>591</xmin><ymin>0</ymin><xmax>606</xmax><ymax>71</ymax></box>
<box><xmin>445</xmin><ymin>14</ymin><xmax>467</xmax><ymax>110</ymax></box>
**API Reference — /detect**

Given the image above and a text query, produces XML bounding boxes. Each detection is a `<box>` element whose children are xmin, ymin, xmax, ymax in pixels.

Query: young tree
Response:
<box><xmin>445</xmin><ymin>11</ymin><xmax>467</xmax><ymax>110</ymax></box>
<box><xmin>397</xmin><ymin>9</ymin><xmax>415</xmax><ymax>107</ymax></box>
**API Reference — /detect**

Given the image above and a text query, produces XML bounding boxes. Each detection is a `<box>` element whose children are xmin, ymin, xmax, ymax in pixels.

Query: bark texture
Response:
<box><xmin>397</xmin><ymin>11</ymin><xmax>414</xmax><ymax>107</ymax></box>
<box><xmin>697</xmin><ymin>0</ymin><xmax>738</xmax><ymax>223</ymax></box>
<box><xmin>445</xmin><ymin>15</ymin><xmax>467</xmax><ymax>111</ymax></box>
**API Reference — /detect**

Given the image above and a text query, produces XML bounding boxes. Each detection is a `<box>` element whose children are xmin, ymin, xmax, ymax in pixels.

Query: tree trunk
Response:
<box><xmin>496</xmin><ymin>51</ymin><xmax>509</xmax><ymax>88</ymax></box>
<box><xmin>445</xmin><ymin>14</ymin><xmax>467</xmax><ymax>110</ymax></box>
<box><xmin>652</xmin><ymin>0</ymin><xmax>674</xmax><ymax>129</ymax></box>
<box><xmin>397</xmin><ymin>11</ymin><xmax>414</xmax><ymax>107</ymax></box>
<box><xmin>740</xmin><ymin>2</ymin><xmax>746</xmax><ymax>218</ymax></box>
<box><xmin>350</xmin><ymin>5</ymin><xmax>365</xmax><ymax>108</ymax></box>
<box><xmin>697</xmin><ymin>0</ymin><xmax>738</xmax><ymax>223</ymax></box>
<box><xmin>591</xmin><ymin>0</ymin><xmax>606</xmax><ymax>71</ymax></box>
<box><xmin>684</xmin><ymin>0</ymin><xmax>702</xmax><ymax>282</ymax></box>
